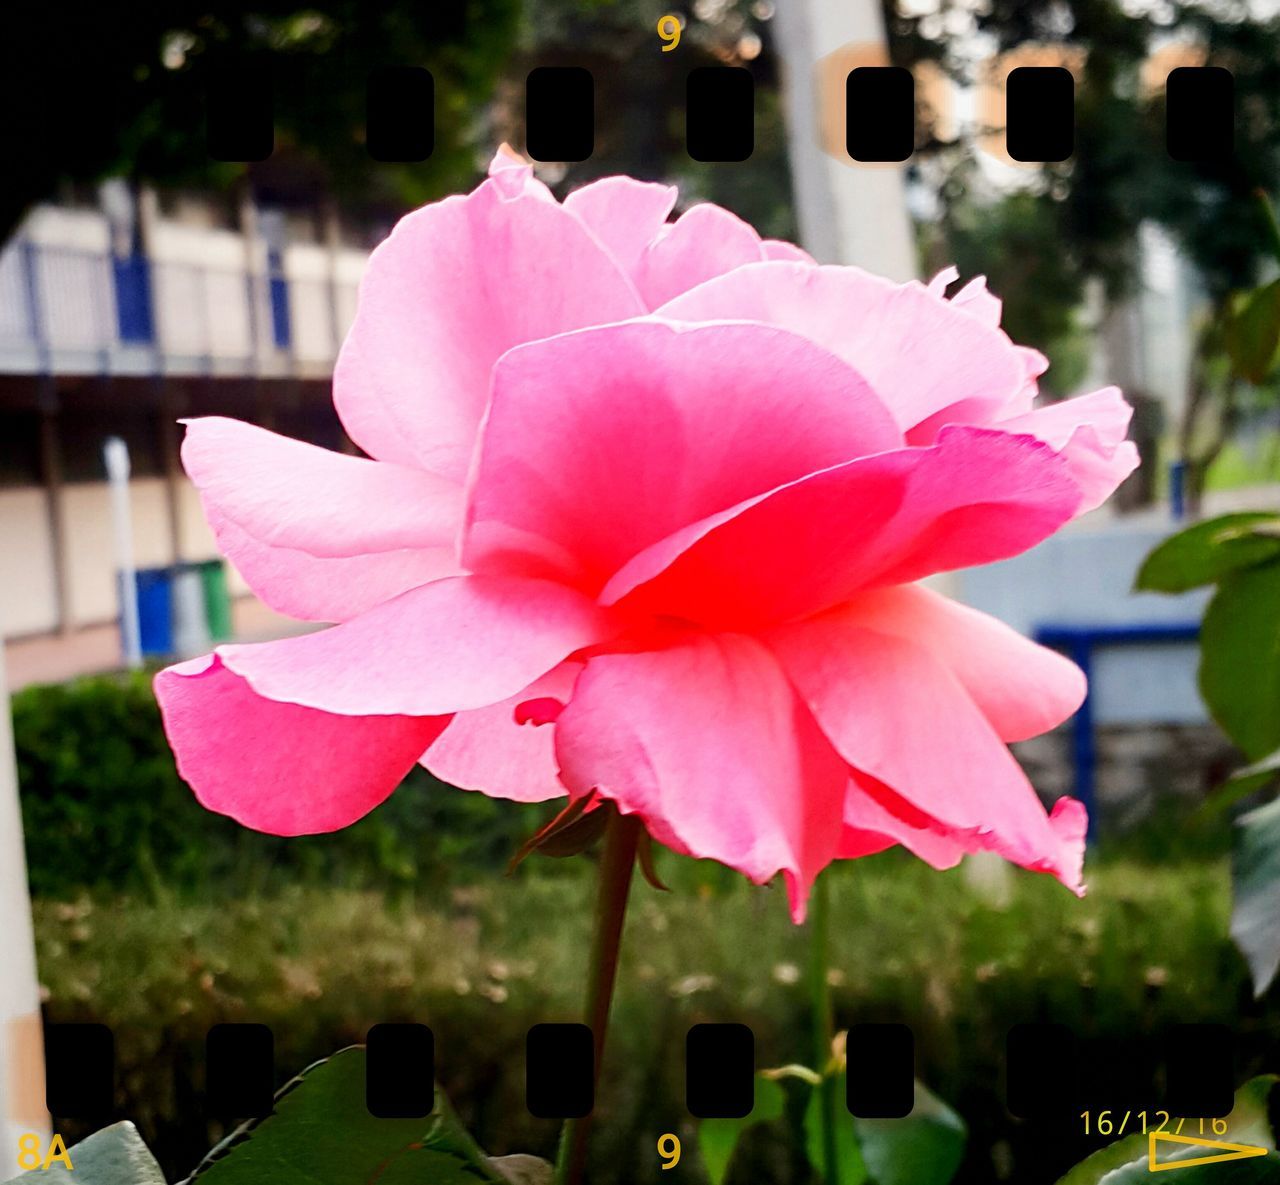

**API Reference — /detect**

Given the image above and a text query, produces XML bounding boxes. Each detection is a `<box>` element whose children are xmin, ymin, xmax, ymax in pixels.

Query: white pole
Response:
<box><xmin>104</xmin><ymin>437</ymin><xmax>142</xmax><ymax>670</ymax></box>
<box><xmin>772</xmin><ymin>0</ymin><xmax>918</xmax><ymax>280</ymax></box>
<box><xmin>0</xmin><ymin>628</ymin><xmax>50</xmax><ymax>1166</ymax></box>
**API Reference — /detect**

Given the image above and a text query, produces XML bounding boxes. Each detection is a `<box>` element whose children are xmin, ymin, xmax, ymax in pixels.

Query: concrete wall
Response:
<box><xmin>0</xmin><ymin>491</ymin><xmax>59</xmax><ymax>636</ymax></box>
<box><xmin>0</xmin><ymin>476</ymin><xmax>235</xmax><ymax>637</ymax></box>
<box><xmin>1016</xmin><ymin>722</ymin><xmax>1237</xmax><ymax>829</ymax></box>
<box><xmin>62</xmin><ymin>479</ymin><xmax>174</xmax><ymax>625</ymax></box>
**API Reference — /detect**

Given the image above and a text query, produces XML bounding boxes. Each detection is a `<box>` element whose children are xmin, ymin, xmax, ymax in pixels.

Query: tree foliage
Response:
<box><xmin>0</xmin><ymin>1</ymin><xmax>521</xmax><ymax>242</ymax></box>
<box><xmin>897</xmin><ymin>0</ymin><xmax>1280</xmax><ymax>410</ymax></box>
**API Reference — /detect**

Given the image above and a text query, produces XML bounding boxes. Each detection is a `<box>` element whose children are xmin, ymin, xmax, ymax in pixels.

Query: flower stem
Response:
<box><xmin>553</xmin><ymin>808</ymin><xmax>642</xmax><ymax>1185</ymax></box>
<box><xmin>808</xmin><ymin>872</ymin><xmax>841</xmax><ymax>1184</ymax></box>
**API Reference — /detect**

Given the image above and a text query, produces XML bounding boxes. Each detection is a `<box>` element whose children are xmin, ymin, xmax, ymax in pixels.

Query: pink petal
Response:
<box><xmin>554</xmin><ymin>632</ymin><xmax>848</xmax><ymax>922</ymax></box>
<box><xmin>657</xmin><ymin>262</ymin><xmax>1029</xmax><ymax>432</ymax></box>
<box><xmin>836</xmin><ymin>584</ymin><xmax>1086</xmax><ymax>742</ymax></box>
<box><xmin>832</xmin><ymin>823</ymin><xmax>896</xmax><ymax>861</ymax></box>
<box><xmin>925</xmin><ymin>267</ymin><xmax>1007</xmax><ymax>336</ymax></box>
<box><xmin>841</xmin><ymin>769</ymin><xmax>966</xmax><ymax>869</ymax></box>
<box><xmin>766</xmin><ymin>615</ymin><xmax>1086</xmax><ymax>892</ymax></box>
<box><xmin>950</xmin><ymin>275</ymin><xmax>1003</xmax><ymax>328</ymax></box>
<box><xmin>563</xmin><ymin>176</ymin><xmax>678</xmax><ymax>275</ymax></box>
<box><xmin>602</xmin><ymin>427</ymin><xmax>1080</xmax><ymax>630</ymax></box>
<box><xmin>463</xmin><ymin>319</ymin><xmax>901</xmax><ymax>591</ymax></box>
<box><xmin>997</xmin><ymin>387</ymin><xmax>1140</xmax><ymax>512</ymax></box>
<box><xmin>422</xmin><ymin>662</ymin><xmax>580</xmax><ymax>803</ymax></box>
<box><xmin>333</xmin><ymin>176</ymin><xmax>644</xmax><ymax>480</ymax></box>
<box><xmin>216</xmin><ymin>575</ymin><xmax>616</xmax><ymax>716</ymax></box>
<box><xmin>1019</xmin><ymin>347</ymin><xmax>1050</xmax><ymax>384</ymax></box>
<box><xmin>762</xmin><ymin>239</ymin><xmax>816</xmax><ymax>264</ymax></box>
<box><xmin>155</xmin><ymin>654</ymin><xmax>447</xmax><ymax>834</ymax></box>
<box><xmin>633</xmin><ymin>204</ymin><xmax>766</xmax><ymax>309</ymax></box>
<box><xmin>485</xmin><ymin>148</ymin><xmax>555</xmax><ymax>201</ymax></box>
<box><xmin>206</xmin><ymin>511</ymin><xmax>457</xmax><ymax>623</ymax></box>
<box><xmin>925</xmin><ymin>265</ymin><xmax>959</xmax><ymax>297</ymax></box>
<box><xmin>182</xmin><ymin>417</ymin><xmax>461</xmax><ymax>557</ymax></box>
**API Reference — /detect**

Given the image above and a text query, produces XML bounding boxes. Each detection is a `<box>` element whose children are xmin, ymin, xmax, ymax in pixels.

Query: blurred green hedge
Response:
<box><xmin>13</xmin><ymin>670</ymin><xmax>545</xmax><ymax>897</ymax></box>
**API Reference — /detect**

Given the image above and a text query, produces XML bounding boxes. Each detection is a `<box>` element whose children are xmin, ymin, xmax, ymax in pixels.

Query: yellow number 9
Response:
<box><xmin>657</xmin><ymin>1132</ymin><xmax>682</xmax><ymax>1169</ymax></box>
<box><xmin>657</xmin><ymin>14</ymin><xmax>681</xmax><ymax>51</ymax></box>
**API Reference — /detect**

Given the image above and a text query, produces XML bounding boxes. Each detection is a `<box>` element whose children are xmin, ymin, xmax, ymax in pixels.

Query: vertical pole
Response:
<box><xmin>37</xmin><ymin>400</ymin><xmax>71</xmax><ymax>638</ymax></box>
<box><xmin>771</xmin><ymin>0</ymin><xmax>918</xmax><ymax>280</ymax></box>
<box><xmin>104</xmin><ymin>437</ymin><xmax>142</xmax><ymax>670</ymax></box>
<box><xmin>1169</xmin><ymin>459</ymin><xmax>1187</xmax><ymax>521</ymax></box>
<box><xmin>0</xmin><ymin>629</ymin><xmax>49</xmax><ymax>1167</ymax></box>
<box><xmin>237</xmin><ymin>181</ymin><xmax>266</xmax><ymax>367</ymax></box>
<box><xmin>322</xmin><ymin>199</ymin><xmax>343</xmax><ymax>362</ymax></box>
<box><xmin>157</xmin><ymin>383</ymin><xmax>185</xmax><ymax>563</ymax></box>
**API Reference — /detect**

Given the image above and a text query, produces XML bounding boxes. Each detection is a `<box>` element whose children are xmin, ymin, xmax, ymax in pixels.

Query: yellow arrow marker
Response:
<box><xmin>1148</xmin><ymin>1130</ymin><xmax>1269</xmax><ymax>1172</ymax></box>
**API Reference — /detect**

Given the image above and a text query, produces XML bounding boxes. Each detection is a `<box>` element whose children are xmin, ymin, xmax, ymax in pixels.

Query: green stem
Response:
<box><xmin>808</xmin><ymin>873</ymin><xmax>841</xmax><ymax>1185</ymax></box>
<box><xmin>553</xmin><ymin>809</ymin><xmax>642</xmax><ymax>1185</ymax></box>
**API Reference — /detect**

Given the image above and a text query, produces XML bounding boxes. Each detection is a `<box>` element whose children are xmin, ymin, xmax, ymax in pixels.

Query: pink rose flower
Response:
<box><xmin>155</xmin><ymin>151</ymin><xmax>1138</xmax><ymax>921</ymax></box>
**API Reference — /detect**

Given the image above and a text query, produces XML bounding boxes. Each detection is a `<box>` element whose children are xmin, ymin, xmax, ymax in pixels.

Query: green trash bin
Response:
<box><xmin>199</xmin><ymin>559</ymin><xmax>233</xmax><ymax>641</ymax></box>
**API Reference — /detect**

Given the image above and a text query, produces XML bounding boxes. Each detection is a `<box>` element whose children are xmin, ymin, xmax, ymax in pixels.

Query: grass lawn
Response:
<box><xmin>31</xmin><ymin>847</ymin><xmax>1276</xmax><ymax>1184</ymax></box>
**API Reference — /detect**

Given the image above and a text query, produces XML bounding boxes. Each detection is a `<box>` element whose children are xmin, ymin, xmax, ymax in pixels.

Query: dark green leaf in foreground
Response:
<box><xmin>181</xmin><ymin>1047</ymin><xmax>506</xmax><ymax>1185</ymax></box>
<box><xmin>1199</xmin><ymin>561</ymin><xmax>1280</xmax><ymax>760</ymax></box>
<box><xmin>1104</xmin><ymin>1153</ymin><xmax>1280</xmax><ymax>1184</ymax></box>
<box><xmin>698</xmin><ymin>1074</ymin><xmax>789</xmax><ymax>1185</ymax></box>
<box><xmin>2</xmin><ymin>1122</ymin><xmax>165</xmax><ymax>1185</ymax></box>
<box><xmin>801</xmin><ymin>1074</ymin><xmax>868</xmax><ymax>1185</ymax></box>
<box><xmin>842</xmin><ymin>1079</ymin><xmax>965</xmax><ymax>1185</ymax></box>
<box><xmin>1056</xmin><ymin>1075</ymin><xmax>1278</xmax><ymax>1184</ymax></box>
<box><xmin>1232</xmin><ymin>747</ymin><xmax>1280</xmax><ymax>789</ymax></box>
<box><xmin>1135</xmin><ymin>513</ymin><xmax>1280</xmax><ymax>594</ymax></box>
<box><xmin>1233</xmin><ymin>799</ymin><xmax>1280</xmax><ymax>997</ymax></box>
<box><xmin>1211</xmin><ymin>746</ymin><xmax>1280</xmax><ymax>816</ymax></box>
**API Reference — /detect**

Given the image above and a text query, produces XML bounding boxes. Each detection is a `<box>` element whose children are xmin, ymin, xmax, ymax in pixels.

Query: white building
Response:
<box><xmin>0</xmin><ymin>184</ymin><xmax>374</xmax><ymax>651</ymax></box>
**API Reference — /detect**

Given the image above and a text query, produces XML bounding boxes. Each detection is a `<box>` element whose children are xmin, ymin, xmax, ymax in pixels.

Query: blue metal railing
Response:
<box><xmin>2</xmin><ymin>241</ymin><xmax>303</xmax><ymax>361</ymax></box>
<box><xmin>1034</xmin><ymin>622</ymin><xmax>1201</xmax><ymax>840</ymax></box>
<box><xmin>112</xmin><ymin>253</ymin><xmax>154</xmax><ymax>343</ymax></box>
<box><xmin>266</xmin><ymin>245</ymin><xmax>291</xmax><ymax>350</ymax></box>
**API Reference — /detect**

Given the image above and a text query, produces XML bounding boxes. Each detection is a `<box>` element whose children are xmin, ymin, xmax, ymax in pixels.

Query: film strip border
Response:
<box><xmin>42</xmin><ymin>1020</ymin><xmax>1235</xmax><ymax>1122</ymax></box>
<box><xmin>204</xmin><ymin>61</ymin><xmax>1235</xmax><ymax>166</ymax></box>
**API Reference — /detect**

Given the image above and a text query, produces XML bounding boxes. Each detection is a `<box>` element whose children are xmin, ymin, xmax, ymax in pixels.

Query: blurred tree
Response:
<box><xmin>936</xmin><ymin>181</ymin><xmax>1092</xmax><ymax>397</ymax></box>
<box><xmin>0</xmin><ymin>1</ymin><xmax>520</xmax><ymax>243</ymax></box>
<box><xmin>509</xmin><ymin>0</ymin><xmax>797</xmax><ymax>237</ymax></box>
<box><xmin>890</xmin><ymin>0</ymin><xmax>1280</xmax><ymax>505</ymax></box>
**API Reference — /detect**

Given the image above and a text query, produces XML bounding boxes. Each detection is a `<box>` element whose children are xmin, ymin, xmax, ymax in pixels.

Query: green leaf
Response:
<box><xmin>180</xmin><ymin>1046</ymin><xmax>506</xmax><ymax>1184</ymax></box>
<box><xmin>1199</xmin><ymin>560</ymin><xmax>1280</xmax><ymax>760</ymax></box>
<box><xmin>802</xmin><ymin>1075</ymin><xmax>868</xmax><ymax>1185</ymax></box>
<box><xmin>507</xmin><ymin>794</ymin><xmax>606</xmax><ymax>871</ymax></box>
<box><xmin>1232</xmin><ymin>747</ymin><xmax>1280</xmax><ymax>787</ymax></box>
<box><xmin>1233</xmin><ymin>799</ymin><xmax>1280</xmax><ymax>996</ymax></box>
<box><xmin>2</xmin><ymin>1122</ymin><xmax>165</xmax><ymax>1185</ymax></box>
<box><xmin>1056</xmin><ymin>1075</ymin><xmax>1277</xmax><ymax>1185</ymax></box>
<box><xmin>1103</xmin><ymin>1152</ymin><xmax>1280</xmax><ymax>1183</ymax></box>
<box><xmin>636</xmin><ymin>829</ymin><xmax>671</xmax><ymax>891</ymax></box>
<box><xmin>1135</xmin><ymin>513</ymin><xmax>1280</xmax><ymax>593</ymax></box>
<box><xmin>1227</xmin><ymin>279</ymin><xmax>1280</xmax><ymax>385</ymax></box>
<box><xmin>852</xmin><ymin>1081</ymin><xmax>966</xmax><ymax>1185</ymax></box>
<box><xmin>1205</xmin><ymin>746</ymin><xmax>1280</xmax><ymax>817</ymax></box>
<box><xmin>697</xmin><ymin>1074</ymin><xmax>788</xmax><ymax>1185</ymax></box>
